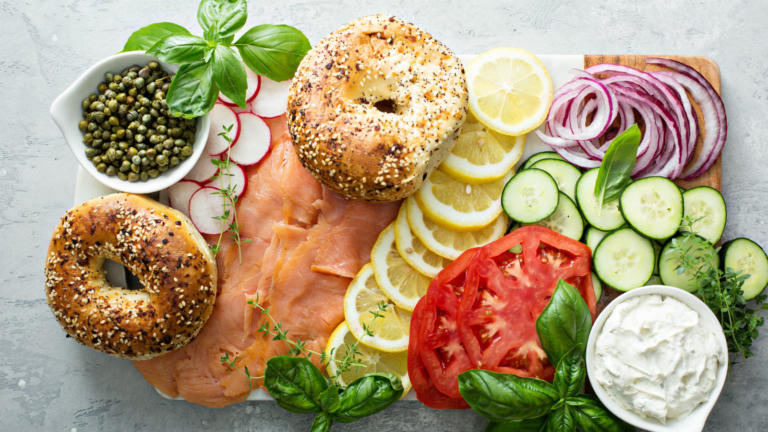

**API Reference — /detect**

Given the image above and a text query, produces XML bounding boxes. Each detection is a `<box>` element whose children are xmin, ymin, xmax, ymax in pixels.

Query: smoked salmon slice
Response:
<box><xmin>133</xmin><ymin>116</ymin><xmax>399</xmax><ymax>407</ymax></box>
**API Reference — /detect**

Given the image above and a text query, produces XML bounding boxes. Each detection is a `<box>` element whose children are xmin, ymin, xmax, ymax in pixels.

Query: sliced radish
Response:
<box><xmin>249</xmin><ymin>77</ymin><xmax>290</xmax><ymax>118</ymax></box>
<box><xmin>184</xmin><ymin>154</ymin><xmax>219</xmax><ymax>183</ymax></box>
<box><xmin>207</xmin><ymin>103</ymin><xmax>241</xmax><ymax>156</ymax></box>
<box><xmin>219</xmin><ymin>69</ymin><xmax>261</xmax><ymax>106</ymax></box>
<box><xmin>188</xmin><ymin>186</ymin><xmax>233</xmax><ymax>235</ymax></box>
<box><xmin>168</xmin><ymin>180</ymin><xmax>201</xmax><ymax>217</ymax></box>
<box><xmin>229</xmin><ymin>113</ymin><xmax>271</xmax><ymax>166</ymax></box>
<box><xmin>211</xmin><ymin>163</ymin><xmax>247</xmax><ymax>198</ymax></box>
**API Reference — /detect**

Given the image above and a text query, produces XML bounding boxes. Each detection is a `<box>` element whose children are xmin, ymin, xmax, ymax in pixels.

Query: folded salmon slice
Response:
<box><xmin>133</xmin><ymin>116</ymin><xmax>399</xmax><ymax>407</ymax></box>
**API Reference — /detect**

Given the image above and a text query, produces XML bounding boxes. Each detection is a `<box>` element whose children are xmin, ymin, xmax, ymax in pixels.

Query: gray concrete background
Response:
<box><xmin>2</xmin><ymin>0</ymin><xmax>767</xmax><ymax>430</ymax></box>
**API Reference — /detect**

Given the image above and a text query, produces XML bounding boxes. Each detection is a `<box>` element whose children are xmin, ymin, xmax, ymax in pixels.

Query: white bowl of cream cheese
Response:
<box><xmin>586</xmin><ymin>285</ymin><xmax>729</xmax><ymax>432</ymax></box>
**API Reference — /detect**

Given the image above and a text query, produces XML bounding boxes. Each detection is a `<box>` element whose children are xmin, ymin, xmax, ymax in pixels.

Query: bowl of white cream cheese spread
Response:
<box><xmin>586</xmin><ymin>285</ymin><xmax>728</xmax><ymax>432</ymax></box>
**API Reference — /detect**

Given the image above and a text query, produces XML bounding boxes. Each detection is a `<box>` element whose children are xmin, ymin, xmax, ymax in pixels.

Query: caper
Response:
<box><xmin>156</xmin><ymin>117</ymin><xmax>167</xmax><ymax>125</ymax></box>
<box><xmin>130</xmin><ymin>163</ymin><xmax>140</xmax><ymax>173</ymax></box>
<box><xmin>146</xmin><ymin>148</ymin><xmax>157</xmax><ymax>158</ymax></box>
<box><xmin>128</xmin><ymin>172</ymin><xmax>139</xmax><ymax>182</ymax></box>
<box><xmin>134</xmin><ymin>77</ymin><xmax>145</xmax><ymax>89</ymax></box>
<box><xmin>92</xmin><ymin>156</ymin><xmax>102</xmax><ymax>165</ymax></box>
<box><xmin>87</xmin><ymin>122</ymin><xmax>98</xmax><ymax>132</ymax></box>
<box><xmin>156</xmin><ymin>154</ymin><xmax>168</xmax><ymax>166</ymax></box>
<box><xmin>170</xmin><ymin>156</ymin><xmax>180</xmax><ymax>167</ymax></box>
<box><xmin>108</xmin><ymin>82</ymin><xmax>119</xmax><ymax>91</ymax></box>
<box><xmin>115</xmin><ymin>149</ymin><xmax>124</xmax><ymax>159</ymax></box>
<box><xmin>125</xmin><ymin>130</ymin><xmax>133</xmax><ymax>140</ymax></box>
<box><xmin>137</xmin><ymin>125</ymin><xmax>148</xmax><ymax>135</ymax></box>
<box><xmin>115</xmin><ymin>128</ymin><xmax>125</xmax><ymax>139</ymax></box>
<box><xmin>138</xmin><ymin>67</ymin><xmax>150</xmax><ymax>79</ymax></box>
<box><xmin>131</xmin><ymin>154</ymin><xmax>141</xmax><ymax>165</ymax></box>
<box><xmin>113</xmin><ymin>74</ymin><xmax>122</xmax><ymax>83</ymax></box>
<box><xmin>120</xmin><ymin>160</ymin><xmax>131</xmax><ymax>172</ymax></box>
<box><xmin>149</xmin><ymin>134</ymin><xmax>161</xmax><ymax>145</ymax></box>
<box><xmin>181</xmin><ymin>145</ymin><xmax>193</xmax><ymax>157</ymax></box>
<box><xmin>148</xmin><ymin>61</ymin><xmax>159</xmax><ymax>70</ymax></box>
<box><xmin>116</xmin><ymin>93</ymin><xmax>126</xmax><ymax>103</ymax></box>
<box><xmin>105</xmin><ymin>72</ymin><xmax>114</xmax><ymax>82</ymax></box>
<box><xmin>148</xmin><ymin>169</ymin><xmax>160</xmax><ymax>178</ymax></box>
<box><xmin>84</xmin><ymin>147</ymin><xmax>99</xmax><ymax>157</ymax></box>
<box><xmin>149</xmin><ymin>108</ymin><xmax>159</xmax><ymax>118</ymax></box>
<box><xmin>161</xmin><ymin>83</ymin><xmax>170</xmax><ymax>92</ymax></box>
<box><xmin>128</xmin><ymin>87</ymin><xmax>138</xmax><ymax>97</ymax></box>
<box><xmin>106</xmin><ymin>148</ymin><xmax>117</xmax><ymax>161</ymax></box>
<box><xmin>127</xmin><ymin>111</ymin><xmax>139</xmax><ymax>121</ymax></box>
<box><xmin>127</xmin><ymin>147</ymin><xmax>138</xmax><ymax>158</ymax></box>
<box><xmin>135</xmin><ymin>134</ymin><xmax>145</xmax><ymax>143</ymax></box>
<box><xmin>96</xmin><ymin>163</ymin><xmax>107</xmax><ymax>173</ymax></box>
<box><xmin>107</xmin><ymin>99</ymin><xmax>118</xmax><ymax>111</ymax></box>
<box><xmin>97</xmin><ymin>82</ymin><xmax>107</xmax><ymax>93</ymax></box>
<box><xmin>146</xmin><ymin>82</ymin><xmax>156</xmax><ymax>93</ymax></box>
<box><xmin>106</xmin><ymin>166</ymin><xmax>117</xmax><ymax>176</ymax></box>
<box><xmin>108</xmin><ymin>116</ymin><xmax>119</xmax><ymax>126</ymax></box>
<box><xmin>121</xmin><ymin>76</ymin><xmax>132</xmax><ymax>87</ymax></box>
<box><xmin>172</xmin><ymin>146</ymin><xmax>180</xmax><ymax>155</ymax></box>
<box><xmin>82</xmin><ymin>99</ymin><xmax>90</xmax><ymax>110</ymax></box>
<box><xmin>163</xmin><ymin>138</ymin><xmax>174</xmax><ymax>149</ymax></box>
<box><xmin>78</xmin><ymin>120</ymin><xmax>88</xmax><ymax>132</ymax></box>
<box><xmin>117</xmin><ymin>172</ymin><xmax>128</xmax><ymax>181</ymax></box>
<box><xmin>101</xmin><ymin>130</ymin><xmax>110</xmax><ymax>140</ymax></box>
<box><xmin>158</xmin><ymin>164</ymin><xmax>169</xmax><ymax>172</ymax></box>
<box><xmin>140</xmin><ymin>172</ymin><xmax>149</xmax><ymax>181</ymax></box>
<box><xmin>141</xmin><ymin>113</ymin><xmax>152</xmax><ymax>124</ymax></box>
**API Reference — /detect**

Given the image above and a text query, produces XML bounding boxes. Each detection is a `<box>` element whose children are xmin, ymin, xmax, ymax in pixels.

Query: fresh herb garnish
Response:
<box><xmin>459</xmin><ymin>280</ymin><xmax>630</xmax><ymax>432</ymax></box>
<box><xmin>594</xmin><ymin>124</ymin><xmax>641</xmax><ymax>206</ymax></box>
<box><xmin>122</xmin><ymin>0</ymin><xmax>310</xmax><ymax>118</ymax></box>
<box><xmin>669</xmin><ymin>221</ymin><xmax>768</xmax><ymax>359</ymax></box>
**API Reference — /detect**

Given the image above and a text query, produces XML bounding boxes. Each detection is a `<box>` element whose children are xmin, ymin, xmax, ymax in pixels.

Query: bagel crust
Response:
<box><xmin>44</xmin><ymin>193</ymin><xmax>217</xmax><ymax>360</ymax></box>
<box><xmin>288</xmin><ymin>14</ymin><xmax>468</xmax><ymax>201</ymax></box>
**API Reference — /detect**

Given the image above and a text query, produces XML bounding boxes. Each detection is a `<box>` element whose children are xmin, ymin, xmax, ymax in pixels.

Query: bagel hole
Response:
<box><xmin>373</xmin><ymin>99</ymin><xmax>398</xmax><ymax>114</ymax></box>
<box><xmin>103</xmin><ymin>259</ymin><xmax>143</xmax><ymax>291</ymax></box>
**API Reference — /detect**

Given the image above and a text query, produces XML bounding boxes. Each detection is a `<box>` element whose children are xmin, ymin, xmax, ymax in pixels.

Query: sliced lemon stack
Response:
<box><xmin>467</xmin><ymin>47</ymin><xmax>553</xmax><ymax>136</ymax></box>
<box><xmin>325</xmin><ymin>321</ymin><xmax>411</xmax><ymax>391</ymax></box>
<box><xmin>394</xmin><ymin>204</ymin><xmax>452</xmax><ymax>278</ymax></box>
<box><xmin>370</xmin><ymin>224</ymin><xmax>432</xmax><ymax>311</ymax></box>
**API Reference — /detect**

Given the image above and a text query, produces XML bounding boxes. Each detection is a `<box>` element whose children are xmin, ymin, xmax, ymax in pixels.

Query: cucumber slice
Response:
<box><xmin>620</xmin><ymin>176</ymin><xmax>683</xmax><ymax>240</ymax></box>
<box><xmin>502</xmin><ymin>169</ymin><xmax>559</xmax><ymax>223</ymax></box>
<box><xmin>575</xmin><ymin>169</ymin><xmax>625</xmax><ymax>231</ymax></box>
<box><xmin>659</xmin><ymin>234</ymin><xmax>719</xmax><ymax>292</ymax></box>
<box><xmin>521</xmin><ymin>151</ymin><xmax>565</xmax><ymax>169</ymax></box>
<box><xmin>591</xmin><ymin>272</ymin><xmax>603</xmax><ymax>301</ymax></box>
<box><xmin>593</xmin><ymin>227</ymin><xmax>655</xmax><ymax>291</ymax></box>
<box><xmin>585</xmin><ymin>227</ymin><xmax>610</xmax><ymax>253</ymax></box>
<box><xmin>523</xmin><ymin>192</ymin><xmax>584</xmax><ymax>240</ymax></box>
<box><xmin>530</xmin><ymin>159</ymin><xmax>582</xmax><ymax>201</ymax></box>
<box><xmin>681</xmin><ymin>186</ymin><xmax>727</xmax><ymax>244</ymax></box>
<box><xmin>722</xmin><ymin>238</ymin><xmax>768</xmax><ymax>300</ymax></box>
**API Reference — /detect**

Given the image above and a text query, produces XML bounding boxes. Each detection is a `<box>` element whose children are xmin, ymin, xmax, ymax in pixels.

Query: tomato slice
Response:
<box><xmin>458</xmin><ymin>226</ymin><xmax>594</xmax><ymax>378</ymax></box>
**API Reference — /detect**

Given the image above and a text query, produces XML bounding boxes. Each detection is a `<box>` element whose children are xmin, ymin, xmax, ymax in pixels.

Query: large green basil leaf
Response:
<box><xmin>122</xmin><ymin>22</ymin><xmax>190</xmax><ymax>52</ymax></box>
<box><xmin>166</xmin><ymin>60</ymin><xmax>218</xmax><ymax>119</ymax></box>
<box><xmin>330</xmin><ymin>373</ymin><xmax>403</xmax><ymax>423</ymax></box>
<box><xmin>309</xmin><ymin>412</ymin><xmax>332</xmax><ymax>432</ymax></box>
<box><xmin>317</xmin><ymin>384</ymin><xmax>341</xmax><ymax>414</ymax></box>
<box><xmin>235</xmin><ymin>24</ymin><xmax>311</xmax><ymax>81</ymax></box>
<box><xmin>545</xmin><ymin>404</ymin><xmax>575</xmax><ymax>432</ymax></box>
<box><xmin>458</xmin><ymin>369</ymin><xmax>559</xmax><ymax>423</ymax></box>
<box><xmin>486</xmin><ymin>418</ymin><xmax>547</xmax><ymax>432</ymax></box>
<box><xmin>264</xmin><ymin>356</ymin><xmax>328</xmax><ymax>414</ymax></box>
<box><xmin>567</xmin><ymin>396</ymin><xmax>632</xmax><ymax>432</ymax></box>
<box><xmin>197</xmin><ymin>0</ymin><xmax>247</xmax><ymax>42</ymax></box>
<box><xmin>553</xmin><ymin>348</ymin><xmax>586</xmax><ymax>398</ymax></box>
<box><xmin>536</xmin><ymin>280</ymin><xmax>592</xmax><ymax>365</ymax></box>
<box><xmin>146</xmin><ymin>35</ymin><xmax>209</xmax><ymax>65</ymax></box>
<box><xmin>594</xmin><ymin>124</ymin><xmax>641</xmax><ymax>206</ymax></box>
<box><xmin>211</xmin><ymin>45</ymin><xmax>247</xmax><ymax>107</ymax></box>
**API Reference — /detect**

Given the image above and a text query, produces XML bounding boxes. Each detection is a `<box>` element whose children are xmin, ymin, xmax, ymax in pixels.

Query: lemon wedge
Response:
<box><xmin>440</xmin><ymin>113</ymin><xmax>525</xmax><ymax>184</ymax></box>
<box><xmin>325</xmin><ymin>321</ymin><xmax>411</xmax><ymax>392</ymax></box>
<box><xmin>405</xmin><ymin>196</ymin><xmax>508</xmax><ymax>260</ymax></box>
<box><xmin>414</xmin><ymin>169</ymin><xmax>512</xmax><ymax>231</ymax></box>
<box><xmin>467</xmin><ymin>47</ymin><xmax>553</xmax><ymax>136</ymax></box>
<box><xmin>370</xmin><ymin>224</ymin><xmax>431</xmax><ymax>311</ymax></box>
<box><xmin>394</xmin><ymin>203</ymin><xmax>452</xmax><ymax>278</ymax></box>
<box><xmin>343</xmin><ymin>263</ymin><xmax>411</xmax><ymax>352</ymax></box>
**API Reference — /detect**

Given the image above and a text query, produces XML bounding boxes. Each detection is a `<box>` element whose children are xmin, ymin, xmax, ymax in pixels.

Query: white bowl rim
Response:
<box><xmin>586</xmin><ymin>285</ymin><xmax>729</xmax><ymax>432</ymax></box>
<box><xmin>50</xmin><ymin>51</ymin><xmax>210</xmax><ymax>194</ymax></box>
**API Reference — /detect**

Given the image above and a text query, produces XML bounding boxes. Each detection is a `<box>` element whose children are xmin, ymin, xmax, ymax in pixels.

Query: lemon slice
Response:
<box><xmin>405</xmin><ymin>196</ymin><xmax>508</xmax><ymax>260</ymax></box>
<box><xmin>394</xmin><ymin>203</ymin><xmax>452</xmax><ymax>278</ymax></box>
<box><xmin>344</xmin><ymin>263</ymin><xmax>411</xmax><ymax>352</ymax></box>
<box><xmin>415</xmin><ymin>169</ymin><xmax>512</xmax><ymax>231</ymax></box>
<box><xmin>325</xmin><ymin>321</ymin><xmax>411</xmax><ymax>392</ymax></box>
<box><xmin>440</xmin><ymin>113</ymin><xmax>525</xmax><ymax>184</ymax></box>
<box><xmin>467</xmin><ymin>47</ymin><xmax>553</xmax><ymax>136</ymax></box>
<box><xmin>370</xmin><ymin>224</ymin><xmax>431</xmax><ymax>311</ymax></box>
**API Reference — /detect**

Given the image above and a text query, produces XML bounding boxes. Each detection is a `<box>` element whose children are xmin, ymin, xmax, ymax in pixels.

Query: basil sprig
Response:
<box><xmin>594</xmin><ymin>124</ymin><xmax>642</xmax><ymax>206</ymax></box>
<box><xmin>264</xmin><ymin>356</ymin><xmax>403</xmax><ymax>432</ymax></box>
<box><xmin>458</xmin><ymin>280</ymin><xmax>631</xmax><ymax>432</ymax></box>
<box><xmin>122</xmin><ymin>0</ymin><xmax>310</xmax><ymax>118</ymax></box>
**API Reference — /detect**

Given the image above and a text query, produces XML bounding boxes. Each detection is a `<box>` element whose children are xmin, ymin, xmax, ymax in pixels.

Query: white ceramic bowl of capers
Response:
<box><xmin>51</xmin><ymin>51</ymin><xmax>210</xmax><ymax>194</ymax></box>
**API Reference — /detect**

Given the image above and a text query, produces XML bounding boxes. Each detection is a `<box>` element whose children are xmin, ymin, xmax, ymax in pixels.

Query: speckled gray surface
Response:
<box><xmin>2</xmin><ymin>0</ymin><xmax>768</xmax><ymax>430</ymax></box>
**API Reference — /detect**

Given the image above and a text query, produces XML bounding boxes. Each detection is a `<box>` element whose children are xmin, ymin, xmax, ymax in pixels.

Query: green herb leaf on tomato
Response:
<box><xmin>122</xmin><ymin>22</ymin><xmax>191</xmax><ymax>52</ymax></box>
<box><xmin>264</xmin><ymin>356</ymin><xmax>328</xmax><ymax>413</ymax></box>
<box><xmin>552</xmin><ymin>348</ymin><xmax>586</xmax><ymax>398</ymax></box>
<box><xmin>594</xmin><ymin>124</ymin><xmax>641</xmax><ymax>206</ymax></box>
<box><xmin>535</xmin><ymin>279</ymin><xmax>592</xmax><ymax>365</ymax></box>
<box><xmin>147</xmin><ymin>35</ymin><xmax>210</xmax><ymax>65</ymax></box>
<box><xmin>197</xmin><ymin>0</ymin><xmax>247</xmax><ymax>43</ymax></box>
<box><xmin>235</xmin><ymin>24</ymin><xmax>312</xmax><ymax>82</ymax></box>
<box><xmin>166</xmin><ymin>60</ymin><xmax>218</xmax><ymax>119</ymax></box>
<box><xmin>331</xmin><ymin>373</ymin><xmax>403</xmax><ymax>422</ymax></box>
<box><xmin>212</xmin><ymin>44</ymin><xmax>247</xmax><ymax>107</ymax></box>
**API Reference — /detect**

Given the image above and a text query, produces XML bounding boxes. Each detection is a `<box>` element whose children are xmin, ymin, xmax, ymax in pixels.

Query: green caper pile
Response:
<box><xmin>79</xmin><ymin>61</ymin><xmax>197</xmax><ymax>182</ymax></box>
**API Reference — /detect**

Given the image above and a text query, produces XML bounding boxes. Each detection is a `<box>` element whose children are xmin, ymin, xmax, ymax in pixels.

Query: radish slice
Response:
<box><xmin>207</xmin><ymin>103</ymin><xmax>241</xmax><ymax>156</ymax></box>
<box><xmin>168</xmin><ymin>180</ymin><xmax>201</xmax><ymax>217</ymax></box>
<box><xmin>211</xmin><ymin>163</ymin><xmax>247</xmax><ymax>198</ymax></box>
<box><xmin>219</xmin><ymin>69</ymin><xmax>261</xmax><ymax>106</ymax></box>
<box><xmin>229</xmin><ymin>113</ymin><xmax>271</xmax><ymax>166</ymax></box>
<box><xmin>249</xmin><ymin>77</ymin><xmax>290</xmax><ymax>118</ymax></box>
<box><xmin>184</xmin><ymin>154</ymin><xmax>219</xmax><ymax>183</ymax></box>
<box><xmin>189</xmin><ymin>186</ymin><xmax>233</xmax><ymax>235</ymax></box>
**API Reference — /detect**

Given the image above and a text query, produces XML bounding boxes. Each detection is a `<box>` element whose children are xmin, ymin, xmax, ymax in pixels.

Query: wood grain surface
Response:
<box><xmin>584</xmin><ymin>55</ymin><xmax>723</xmax><ymax>311</ymax></box>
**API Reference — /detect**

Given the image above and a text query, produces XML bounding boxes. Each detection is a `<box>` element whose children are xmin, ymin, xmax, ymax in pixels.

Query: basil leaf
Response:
<box><xmin>552</xmin><ymin>348</ymin><xmax>586</xmax><ymax>398</ymax></box>
<box><xmin>146</xmin><ymin>35</ymin><xmax>209</xmax><ymax>65</ymax></box>
<box><xmin>197</xmin><ymin>0</ymin><xmax>247</xmax><ymax>42</ymax></box>
<box><xmin>545</xmin><ymin>404</ymin><xmax>575</xmax><ymax>432</ymax></box>
<box><xmin>458</xmin><ymin>369</ymin><xmax>559</xmax><ymax>423</ymax></box>
<box><xmin>264</xmin><ymin>356</ymin><xmax>328</xmax><ymax>414</ymax></box>
<box><xmin>235</xmin><ymin>24</ymin><xmax>311</xmax><ymax>81</ymax></box>
<box><xmin>122</xmin><ymin>22</ymin><xmax>190</xmax><ymax>52</ymax></box>
<box><xmin>331</xmin><ymin>373</ymin><xmax>403</xmax><ymax>422</ymax></box>
<box><xmin>486</xmin><ymin>418</ymin><xmax>547</xmax><ymax>432</ymax></box>
<box><xmin>567</xmin><ymin>396</ymin><xmax>632</xmax><ymax>432</ymax></box>
<box><xmin>211</xmin><ymin>45</ymin><xmax>247</xmax><ymax>107</ymax></box>
<box><xmin>317</xmin><ymin>385</ymin><xmax>341</xmax><ymax>414</ymax></box>
<box><xmin>309</xmin><ymin>412</ymin><xmax>332</xmax><ymax>432</ymax></box>
<box><xmin>594</xmin><ymin>124</ymin><xmax>641</xmax><ymax>206</ymax></box>
<box><xmin>166</xmin><ymin>60</ymin><xmax>218</xmax><ymax>119</ymax></box>
<box><xmin>536</xmin><ymin>279</ymin><xmax>592</xmax><ymax>366</ymax></box>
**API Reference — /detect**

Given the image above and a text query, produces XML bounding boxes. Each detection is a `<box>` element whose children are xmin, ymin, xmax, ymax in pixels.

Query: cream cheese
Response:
<box><xmin>593</xmin><ymin>294</ymin><xmax>724</xmax><ymax>423</ymax></box>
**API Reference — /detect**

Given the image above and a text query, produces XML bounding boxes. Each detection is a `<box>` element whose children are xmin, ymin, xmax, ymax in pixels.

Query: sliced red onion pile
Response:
<box><xmin>535</xmin><ymin>58</ymin><xmax>727</xmax><ymax>180</ymax></box>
